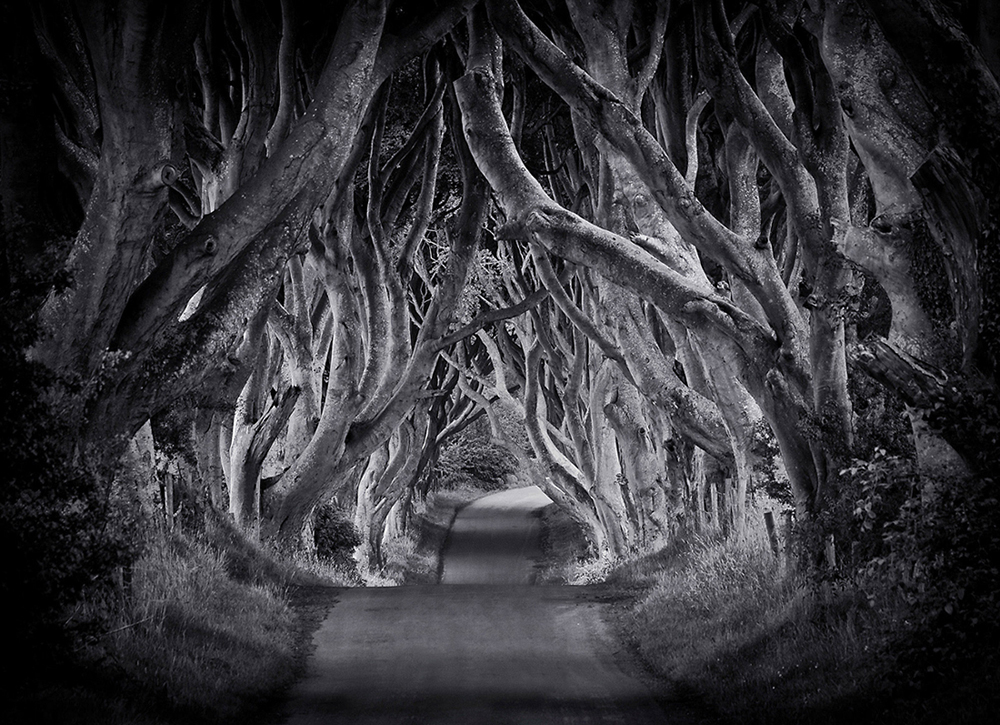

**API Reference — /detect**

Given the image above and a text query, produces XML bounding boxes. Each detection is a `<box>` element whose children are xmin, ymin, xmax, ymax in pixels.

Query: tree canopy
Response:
<box><xmin>3</xmin><ymin>0</ymin><xmax>999</xmax><ymax>568</ymax></box>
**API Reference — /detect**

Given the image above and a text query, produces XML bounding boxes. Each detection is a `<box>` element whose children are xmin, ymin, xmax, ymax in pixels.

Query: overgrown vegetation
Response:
<box><xmin>599</xmin><ymin>365</ymin><xmax>999</xmax><ymax>722</ymax></box>
<box><xmin>608</xmin><ymin>453</ymin><xmax>1000</xmax><ymax>724</ymax></box>
<box><xmin>103</xmin><ymin>529</ymin><xmax>295</xmax><ymax>721</ymax></box>
<box><xmin>1</xmin><ymin>238</ymin><xmax>133</xmax><ymax>691</ymax></box>
<box><xmin>427</xmin><ymin>417</ymin><xmax>517</xmax><ymax>493</ymax></box>
<box><xmin>313</xmin><ymin>503</ymin><xmax>364</xmax><ymax>585</ymax></box>
<box><xmin>0</xmin><ymin>256</ymin><xmax>345</xmax><ymax>723</ymax></box>
<box><xmin>5</xmin><ymin>477</ymin><xmax>354</xmax><ymax>725</ymax></box>
<box><xmin>610</xmin><ymin>506</ymin><xmax>882</xmax><ymax>724</ymax></box>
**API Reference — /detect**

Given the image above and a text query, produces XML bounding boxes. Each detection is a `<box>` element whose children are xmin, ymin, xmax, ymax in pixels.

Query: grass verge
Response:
<box><xmin>10</xmin><ymin>512</ymin><xmax>352</xmax><ymax>725</ymax></box>
<box><xmin>604</xmin><ymin>509</ymin><xmax>1000</xmax><ymax>725</ymax></box>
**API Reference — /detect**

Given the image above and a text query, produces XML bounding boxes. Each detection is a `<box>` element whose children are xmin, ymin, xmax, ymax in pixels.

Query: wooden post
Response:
<box><xmin>723</xmin><ymin>477</ymin><xmax>733</xmax><ymax>536</ymax></box>
<box><xmin>708</xmin><ymin>481</ymin><xmax>719</xmax><ymax>532</ymax></box>
<box><xmin>159</xmin><ymin>473</ymin><xmax>175</xmax><ymax>531</ymax></box>
<box><xmin>783</xmin><ymin>510</ymin><xmax>794</xmax><ymax>551</ymax></box>
<box><xmin>764</xmin><ymin>511</ymin><xmax>780</xmax><ymax>555</ymax></box>
<box><xmin>782</xmin><ymin>510</ymin><xmax>795</xmax><ymax>572</ymax></box>
<box><xmin>824</xmin><ymin>533</ymin><xmax>837</xmax><ymax>570</ymax></box>
<box><xmin>693</xmin><ymin>450</ymin><xmax>706</xmax><ymax>532</ymax></box>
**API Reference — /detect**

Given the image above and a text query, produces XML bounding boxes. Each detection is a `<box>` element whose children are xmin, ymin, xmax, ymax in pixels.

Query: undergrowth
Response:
<box><xmin>104</xmin><ymin>528</ymin><xmax>297</xmax><ymax>722</ymax></box>
<box><xmin>608</xmin><ymin>495</ymin><xmax>999</xmax><ymax>725</ymax></box>
<box><xmin>535</xmin><ymin>503</ymin><xmax>592</xmax><ymax>583</ymax></box>
<box><xmin>9</xmin><ymin>501</ymin><xmax>359</xmax><ymax>725</ymax></box>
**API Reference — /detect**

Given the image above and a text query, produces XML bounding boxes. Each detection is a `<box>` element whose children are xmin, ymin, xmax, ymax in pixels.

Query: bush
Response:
<box><xmin>429</xmin><ymin>419</ymin><xmax>516</xmax><ymax>492</ymax></box>
<box><xmin>814</xmin><ymin>441</ymin><xmax>1000</xmax><ymax>700</ymax></box>
<box><xmin>861</xmin><ymin>472</ymin><xmax>1000</xmax><ymax>692</ymax></box>
<box><xmin>313</xmin><ymin>503</ymin><xmax>362</xmax><ymax>562</ymax></box>
<box><xmin>0</xmin><ymin>258</ymin><xmax>137</xmax><ymax>681</ymax></box>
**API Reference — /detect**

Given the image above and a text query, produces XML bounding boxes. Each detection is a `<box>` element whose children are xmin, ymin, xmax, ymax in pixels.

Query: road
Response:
<box><xmin>440</xmin><ymin>485</ymin><xmax>552</xmax><ymax>585</ymax></box>
<box><xmin>278</xmin><ymin>486</ymin><xmax>711</xmax><ymax>724</ymax></box>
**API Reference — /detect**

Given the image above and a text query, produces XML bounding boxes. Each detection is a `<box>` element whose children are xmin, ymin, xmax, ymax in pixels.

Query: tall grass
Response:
<box><xmin>610</xmin><ymin>502</ymin><xmax>887</xmax><ymax>725</ymax></box>
<box><xmin>16</xmin><ymin>517</ymin><xmax>308</xmax><ymax>725</ymax></box>
<box><xmin>108</xmin><ymin>531</ymin><xmax>296</xmax><ymax>721</ymax></box>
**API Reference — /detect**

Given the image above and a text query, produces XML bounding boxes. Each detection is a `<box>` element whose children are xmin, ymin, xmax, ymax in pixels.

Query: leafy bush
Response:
<box><xmin>804</xmin><ymin>449</ymin><xmax>919</xmax><ymax>576</ymax></box>
<box><xmin>0</xmin><ymin>249</ymin><xmax>137</xmax><ymax>680</ymax></box>
<box><xmin>429</xmin><ymin>419</ymin><xmax>516</xmax><ymax>492</ymax></box>
<box><xmin>750</xmin><ymin>417</ymin><xmax>792</xmax><ymax>505</ymax></box>
<box><xmin>313</xmin><ymin>503</ymin><xmax>362</xmax><ymax>562</ymax></box>
<box><xmin>861</xmin><ymin>472</ymin><xmax>1000</xmax><ymax>691</ymax></box>
<box><xmin>815</xmin><ymin>443</ymin><xmax>1000</xmax><ymax>697</ymax></box>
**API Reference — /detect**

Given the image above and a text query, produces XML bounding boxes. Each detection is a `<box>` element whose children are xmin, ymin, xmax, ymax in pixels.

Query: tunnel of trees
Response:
<box><xmin>3</xmin><ymin>0</ymin><xmax>999</xmax><ymax>703</ymax></box>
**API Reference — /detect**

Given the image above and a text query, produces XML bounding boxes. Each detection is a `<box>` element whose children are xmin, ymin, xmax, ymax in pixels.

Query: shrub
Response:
<box><xmin>749</xmin><ymin>417</ymin><xmax>793</xmax><ymax>505</ymax></box>
<box><xmin>861</xmin><ymin>472</ymin><xmax>1000</xmax><ymax>691</ymax></box>
<box><xmin>429</xmin><ymin>419</ymin><xmax>516</xmax><ymax>492</ymax></box>
<box><xmin>817</xmin><ymin>439</ymin><xmax>1000</xmax><ymax>697</ymax></box>
<box><xmin>0</xmin><ymin>256</ymin><xmax>138</xmax><ymax>681</ymax></box>
<box><xmin>313</xmin><ymin>503</ymin><xmax>362</xmax><ymax>562</ymax></box>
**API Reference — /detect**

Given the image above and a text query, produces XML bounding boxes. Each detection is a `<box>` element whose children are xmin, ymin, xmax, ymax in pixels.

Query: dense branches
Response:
<box><xmin>5</xmin><ymin>0</ymin><xmax>997</xmax><ymax>573</ymax></box>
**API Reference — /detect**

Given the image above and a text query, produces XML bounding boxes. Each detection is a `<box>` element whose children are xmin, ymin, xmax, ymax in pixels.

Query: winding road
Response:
<box><xmin>278</xmin><ymin>486</ymin><xmax>713</xmax><ymax>724</ymax></box>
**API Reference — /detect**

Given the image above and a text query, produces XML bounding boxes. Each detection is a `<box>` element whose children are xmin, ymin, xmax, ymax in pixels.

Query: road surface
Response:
<box><xmin>278</xmin><ymin>486</ymin><xmax>711</xmax><ymax>724</ymax></box>
<box><xmin>440</xmin><ymin>485</ymin><xmax>552</xmax><ymax>585</ymax></box>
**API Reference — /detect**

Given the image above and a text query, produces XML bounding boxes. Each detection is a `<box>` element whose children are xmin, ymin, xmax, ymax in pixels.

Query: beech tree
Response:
<box><xmin>6</xmin><ymin>0</ymin><xmax>997</xmax><ymax>562</ymax></box>
<box><xmin>453</xmin><ymin>0</ymin><xmax>998</xmax><ymax>527</ymax></box>
<box><xmin>16</xmin><ymin>0</ymin><xmax>483</xmax><ymax>543</ymax></box>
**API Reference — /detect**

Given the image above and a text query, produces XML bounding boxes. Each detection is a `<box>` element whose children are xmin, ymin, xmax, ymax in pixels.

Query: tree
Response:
<box><xmin>16</xmin><ymin>0</ymin><xmax>480</xmax><ymax>542</ymax></box>
<box><xmin>8</xmin><ymin>0</ymin><xmax>998</xmax><ymax>564</ymax></box>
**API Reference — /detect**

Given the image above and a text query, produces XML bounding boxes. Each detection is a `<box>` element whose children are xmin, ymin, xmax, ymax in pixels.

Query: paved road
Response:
<box><xmin>278</xmin><ymin>486</ymin><xmax>709</xmax><ymax>724</ymax></box>
<box><xmin>440</xmin><ymin>485</ymin><xmax>552</xmax><ymax>585</ymax></box>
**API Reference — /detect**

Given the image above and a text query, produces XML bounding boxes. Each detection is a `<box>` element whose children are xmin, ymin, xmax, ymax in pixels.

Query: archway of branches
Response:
<box><xmin>10</xmin><ymin>0</ymin><xmax>999</xmax><ymax>571</ymax></box>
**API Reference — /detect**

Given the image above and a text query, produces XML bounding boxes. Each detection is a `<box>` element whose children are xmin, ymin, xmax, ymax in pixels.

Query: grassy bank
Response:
<box><xmin>10</xmin><ymin>513</ymin><xmax>350</xmax><ymax>725</ymax></box>
<box><xmin>604</xmin><ymin>507</ymin><xmax>1000</xmax><ymax>725</ymax></box>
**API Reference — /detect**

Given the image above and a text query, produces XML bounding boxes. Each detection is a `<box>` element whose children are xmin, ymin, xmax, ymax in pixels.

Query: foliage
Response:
<box><xmin>749</xmin><ymin>417</ymin><xmax>792</xmax><ymax>505</ymax></box>
<box><xmin>860</xmin><ymin>472</ymin><xmax>1000</xmax><ymax>692</ymax></box>
<box><xmin>803</xmin><ymin>449</ymin><xmax>919</xmax><ymax>577</ymax></box>
<box><xmin>794</xmin><ymin>366</ymin><xmax>919</xmax><ymax>574</ymax></box>
<box><xmin>923</xmin><ymin>377</ymin><xmax>1000</xmax><ymax>473</ymax></box>
<box><xmin>849</xmin><ymin>366</ymin><xmax>915</xmax><ymax>461</ymax></box>
<box><xmin>611</xmin><ymin>510</ymin><xmax>883</xmax><ymax>725</ymax></box>
<box><xmin>428</xmin><ymin>418</ymin><xmax>517</xmax><ymax>492</ymax></box>
<box><xmin>810</xmin><ymin>408</ymin><xmax>1000</xmax><ymax>698</ymax></box>
<box><xmin>609</xmin><ymin>478</ymin><xmax>1000</xmax><ymax>724</ymax></box>
<box><xmin>313</xmin><ymin>503</ymin><xmax>362</xmax><ymax>562</ymax></box>
<box><xmin>0</xmin><ymin>233</ymin><xmax>139</xmax><ymax>681</ymax></box>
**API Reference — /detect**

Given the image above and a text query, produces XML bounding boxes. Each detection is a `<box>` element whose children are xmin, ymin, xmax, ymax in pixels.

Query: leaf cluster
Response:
<box><xmin>864</xmin><ymin>472</ymin><xmax>1000</xmax><ymax>692</ymax></box>
<box><xmin>0</xmin><ymin>237</ymin><xmax>139</xmax><ymax>681</ymax></box>
<box><xmin>748</xmin><ymin>417</ymin><xmax>792</xmax><ymax>505</ymax></box>
<box><xmin>313</xmin><ymin>503</ymin><xmax>362</xmax><ymax>562</ymax></box>
<box><xmin>429</xmin><ymin>419</ymin><xmax>517</xmax><ymax>492</ymax></box>
<box><xmin>807</xmin><ymin>441</ymin><xmax>999</xmax><ymax>695</ymax></box>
